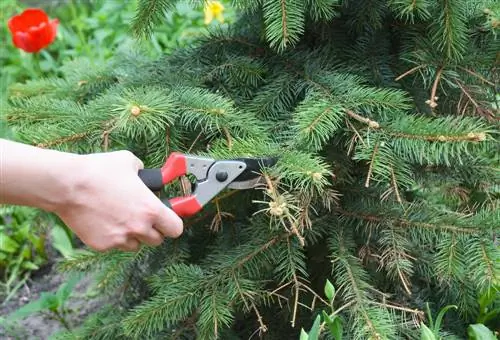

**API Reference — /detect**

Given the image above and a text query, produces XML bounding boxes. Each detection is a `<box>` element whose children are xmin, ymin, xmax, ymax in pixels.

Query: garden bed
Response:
<box><xmin>1</xmin><ymin>254</ymin><xmax>106</xmax><ymax>339</ymax></box>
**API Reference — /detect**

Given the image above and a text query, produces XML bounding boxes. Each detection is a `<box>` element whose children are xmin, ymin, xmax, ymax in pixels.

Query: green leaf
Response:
<box><xmin>478</xmin><ymin>285</ymin><xmax>498</xmax><ymax>316</ymax></box>
<box><xmin>300</xmin><ymin>328</ymin><xmax>309</xmax><ymax>340</ymax></box>
<box><xmin>40</xmin><ymin>292</ymin><xmax>60</xmax><ymax>312</ymax></box>
<box><xmin>324</xmin><ymin>279</ymin><xmax>335</xmax><ymax>302</ymax></box>
<box><xmin>0</xmin><ymin>233</ymin><xmax>19</xmax><ymax>253</ymax></box>
<box><xmin>21</xmin><ymin>261</ymin><xmax>40</xmax><ymax>270</ymax></box>
<box><xmin>420</xmin><ymin>323</ymin><xmax>436</xmax><ymax>340</ymax></box>
<box><xmin>8</xmin><ymin>297</ymin><xmax>46</xmax><ymax>320</ymax></box>
<box><xmin>50</xmin><ymin>224</ymin><xmax>74</xmax><ymax>258</ymax></box>
<box><xmin>467</xmin><ymin>324</ymin><xmax>497</xmax><ymax>340</ymax></box>
<box><xmin>307</xmin><ymin>315</ymin><xmax>321</xmax><ymax>340</ymax></box>
<box><xmin>433</xmin><ymin>305</ymin><xmax>457</xmax><ymax>333</ymax></box>
<box><xmin>56</xmin><ymin>274</ymin><xmax>81</xmax><ymax>306</ymax></box>
<box><xmin>323</xmin><ymin>311</ymin><xmax>343</xmax><ymax>340</ymax></box>
<box><xmin>479</xmin><ymin>308</ymin><xmax>500</xmax><ymax>324</ymax></box>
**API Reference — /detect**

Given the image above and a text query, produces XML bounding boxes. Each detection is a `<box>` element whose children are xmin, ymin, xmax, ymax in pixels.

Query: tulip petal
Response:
<box><xmin>26</xmin><ymin>22</ymin><xmax>51</xmax><ymax>52</ymax></box>
<box><xmin>48</xmin><ymin>19</ymin><xmax>59</xmax><ymax>43</ymax></box>
<box><xmin>12</xmin><ymin>32</ymin><xmax>38</xmax><ymax>53</ymax></box>
<box><xmin>8</xmin><ymin>8</ymin><xmax>49</xmax><ymax>33</ymax></box>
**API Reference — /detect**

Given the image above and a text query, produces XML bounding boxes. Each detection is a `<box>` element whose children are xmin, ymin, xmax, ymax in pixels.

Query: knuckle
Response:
<box><xmin>113</xmin><ymin>234</ymin><xmax>129</xmax><ymax>247</ymax></box>
<box><xmin>143</xmin><ymin>204</ymin><xmax>160</xmax><ymax>221</ymax></box>
<box><xmin>127</xmin><ymin>224</ymin><xmax>144</xmax><ymax>236</ymax></box>
<box><xmin>151</xmin><ymin>236</ymin><xmax>164</xmax><ymax>246</ymax></box>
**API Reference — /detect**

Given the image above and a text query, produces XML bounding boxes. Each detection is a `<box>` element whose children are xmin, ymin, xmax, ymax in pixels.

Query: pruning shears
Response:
<box><xmin>138</xmin><ymin>152</ymin><xmax>277</xmax><ymax>217</ymax></box>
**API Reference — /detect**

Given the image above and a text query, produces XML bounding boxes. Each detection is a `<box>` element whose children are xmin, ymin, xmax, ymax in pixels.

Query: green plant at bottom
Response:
<box><xmin>419</xmin><ymin>302</ymin><xmax>499</xmax><ymax>340</ymax></box>
<box><xmin>300</xmin><ymin>280</ymin><xmax>343</xmax><ymax>340</ymax></box>
<box><xmin>476</xmin><ymin>284</ymin><xmax>500</xmax><ymax>327</ymax></box>
<box><xmin>4</xmin><ymin>273</ymin><xmax>82</xmax><ymax>331</ymax></box>
<box><xmin>0</xmin><ymin>206</ymin><xmax>48</xmax><ymax>302</ymax></box>
<box><xmin>466</xmin><ymin>324</ymin><xmax>497</xmax><ymax>340</ymax></box>
<box><xmin>0</xmin><ymin>204</ymin><xmax>79</xmax><ymax>304</ymax></box>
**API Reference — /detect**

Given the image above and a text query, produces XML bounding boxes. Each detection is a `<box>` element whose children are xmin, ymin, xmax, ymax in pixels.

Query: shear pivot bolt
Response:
<box><xmin>216</xmin><ymin>171</ymin><xmax>228</xmax><ymax>182</ymax></box>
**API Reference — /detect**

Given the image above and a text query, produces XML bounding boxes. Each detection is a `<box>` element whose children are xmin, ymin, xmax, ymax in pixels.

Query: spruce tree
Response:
<box><xmin>2</xmin><ymin>0</ymin><xmax>499</xmax><ymax>339</ymax></box>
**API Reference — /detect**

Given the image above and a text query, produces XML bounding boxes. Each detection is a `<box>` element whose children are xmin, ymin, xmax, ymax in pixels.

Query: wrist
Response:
<box><xmin>34</xmin><ymin>151</ymin><xmax>86</xmax><ymax>214</ymax></box>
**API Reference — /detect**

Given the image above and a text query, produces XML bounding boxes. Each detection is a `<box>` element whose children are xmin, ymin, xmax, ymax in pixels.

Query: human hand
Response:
<box><xmin>53</xmin><ymin>150</ymin><xmax>184</xmax><ymax>252</ymax></box>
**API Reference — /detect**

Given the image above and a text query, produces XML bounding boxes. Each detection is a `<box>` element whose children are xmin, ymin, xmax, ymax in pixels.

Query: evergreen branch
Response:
<box><xmin>203</xmin><ymin>55</ymin><xmax>267</xmax><ymax>91</ymax></box>
<box><xmin>250</xmin><ymin>301</ymin><xmax>268</xmax><ymax>334</ymax></box>
<box><xmin>230</xmin><ymin>0</ymin><xmax>263</xmax><ymax>13</ymax></box>
<box><xmin>395</xmin><ymin>64</ymin><xmax>427</xmax><ymax>81</ymax></box>
<box><xmin>453</xmin><ymin>79</ymin><xmax>495</xmax><ymax>120</ymax></box>
<box><xmin>52</xmin><ymin>306</ymin><xmax>125</xmax><ymax>340</ymax></box>
<box><xmin>354</xmin><ymin>136</ymin><xmax>415</xmax><ymax>189</ymax></box>
<box><xmin>389</xmin><ymin>0</ymin><xmax>432</xmax><ymax>23</ymax></box>
<box><xmin>263</xmin><ymin>0</ymin><xmax>306</xmax><ymax>51</ymax></box>
<box><xmin>121</xmin><ymin>264</ymin><xmax>204</xmax><ymax>339</ymax></box>
<box><xmin>306</xmin><ymin>0</ymin><xmax>340</xmax><ymax>20</ymax></box>
<box><xmin>328</xmin><ymin>227</ymin><xmax>396</xmax><ymax>339</ymax></box>
<box><xmin>346</xmin><ymin>110</ymin><xmax>380</xmax><ymax>129</ymax></box>
<box><xmin>335</xmin><ymin>208</ymin><xmax>481</xmax><ymax>234</ymax></box>
<box><xmin>378</xmin><ymin>228</ymin><xmax>414</xmax><ymax>295</ymax></box>
<box><xmin>245</xmin><ymin>73</ymin><xmax>299</xmax><ymax>119</ymax></box>
<box><xmin>197</xmin><ymin>289</ymin><xmax>234</xmax><ymax>340</ymax></box>
<box><xmin>344</xmin><ymin>0</ymin><xmax>387</xmax><ymax>32</ymax></box>
<box><xmin>429</xmin><ymin>0</ymin><xmax>468</xmax><ymax>61</ymax></box>
<box><xmin>310</xmin><ymin>71</ymin><xmax>413</xmax><ymax>116</ymax></box>
<box><xmin>132</xmin><ymin>0</ymin><xmax>179</xmax><ymax>37</ymax></box>
<box><xmin>427</xmin><ymin>65</ymin><xmax>444</xmax><ymax>109</ymax></box>
<box><xmin>7</xmin><ymin>78</ymin><xmax>75</xmax><ymax>100</ymax></box>
<box><xmin>458</xmin><ymin>67</ymin><xmax>496</xmax><ymax>86</ymax></box>
<box><xmin>233</xmin><ymin>236</ymin><xmax>282</xmax><ymax>271</ymax></box>
<box><xmin>35</xmin><ymin>132</ymin><xmax>89</xmax><ymax>148</ymax></box>
<box><xmin>387</xmin><ymin>131</ymin><xmax>487</xmax><ymax>142</ymax></box>
<box><xmin>376</xmin><ymin>115</ymin><xmax>494</xmax><ymax>166</ymax></box>
<box><xmin>466</xmin><ymin>236</ymin><xmax>500</xmax><ymax>291</ymax></box>
<box><xmin>389</xmin><ymin>166</ymin><xmax>403</xmax><ymax>204</ymax></box>
<box><xmin>274</xmin><ymin>235</ymin><xmax>308</xmax><ymax>284</ymax></box>
<box><xmin>274</xmin><ymin>150</ymin><xmax>333</xmax><ymax>195</ymax></box>
<box><xmin>365</xmin><ymin>141</ymin><xmax>379</xmax><ymax>188</ymax></box>
<box><xmin>291</xmin><ymin>91</ymin><xmax>345</xmax><ymax>150</ymax></box>
<box><xmin>57</xmin><ymin>249</ymin><xmax>135</xmax><ymax>273</ymax></box>
<box><xmin>433</xmin><ymin>233</ymin><xmax>466</xmax><ymax>284</ymax></box>
<box><xmin>88</xmin><ymin>85</ymin><xmax>178</xmax><ymax>141</ymax></box>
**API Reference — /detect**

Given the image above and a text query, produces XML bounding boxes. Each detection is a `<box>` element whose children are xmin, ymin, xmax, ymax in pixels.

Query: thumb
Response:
<box><xmin>153</xmin><ymin>201</ymin><xmax>184</xmax><ymax>238</ymax></box>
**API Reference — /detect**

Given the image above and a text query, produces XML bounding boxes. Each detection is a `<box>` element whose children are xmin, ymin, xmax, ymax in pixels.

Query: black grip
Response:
<box><xmin>138</xmin><ymin>169</ymin><xmax>164</xmax><ymax>191</ymax></box>
<box><xmin>161</xmin><ymin>197</ymin><xmax>172</xmax><ymax>209</ymax></box>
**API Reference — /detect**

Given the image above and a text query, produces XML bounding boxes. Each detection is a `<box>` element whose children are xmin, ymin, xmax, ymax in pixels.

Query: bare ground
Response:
<box><xmin>0</xmin><ymin>261</ymin><xmax>106</xmax><ymax>340</ymax></box>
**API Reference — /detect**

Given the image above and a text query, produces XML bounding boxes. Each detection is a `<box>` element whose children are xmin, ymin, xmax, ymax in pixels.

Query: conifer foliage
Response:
<box><xmin>2</xmin><ymin>0</ymin><xmax>499</xmax><ymax>338</ymax></box>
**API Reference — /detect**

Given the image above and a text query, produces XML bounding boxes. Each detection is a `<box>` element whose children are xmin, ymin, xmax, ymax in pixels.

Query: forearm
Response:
<box><xmin>0</xmin><ymin>138</ymin><xmax>183</xmax><ymax>252</ymax></box>
<box><xmin>0</xmin><ymin>138</ymin><xmax>80</xmax><ymax>212</ymax></box>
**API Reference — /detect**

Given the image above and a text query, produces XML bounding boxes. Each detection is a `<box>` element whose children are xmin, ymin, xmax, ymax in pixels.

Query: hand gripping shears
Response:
<box><xmin>138</xmin><ymin>152</ymin><xmax>277</xmax><ymax>217</ymax></box>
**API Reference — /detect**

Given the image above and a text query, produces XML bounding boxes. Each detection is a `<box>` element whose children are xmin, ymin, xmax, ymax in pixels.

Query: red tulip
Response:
<box><xmin>7</xmin><ymin>8</ymin><xmax>59</xmax><ymax>53</ymax></box>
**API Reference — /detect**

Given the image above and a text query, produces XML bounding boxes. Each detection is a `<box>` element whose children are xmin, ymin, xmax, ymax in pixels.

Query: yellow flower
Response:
<box><xmin>204</xmin><ymin>0</ymin><xmax>224</xmax><ymax>25</ymax></box>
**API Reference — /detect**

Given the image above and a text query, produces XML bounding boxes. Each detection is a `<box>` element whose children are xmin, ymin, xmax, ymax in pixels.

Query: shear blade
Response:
<box><xmin>227</xmin><ymin>157</ymin><xmax>277</xmax><ymax>189</ymax></box>
<box><xmin>227</xmin><ymin>176</ymin><xmax>265</xmax><ymax>189</ymax></box>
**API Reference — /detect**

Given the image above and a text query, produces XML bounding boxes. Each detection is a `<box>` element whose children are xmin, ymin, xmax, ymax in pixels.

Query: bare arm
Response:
<box><xmin>0</xmin><ymin>139</ymin><xmax>183</xmax><ymax>251</ymax></box>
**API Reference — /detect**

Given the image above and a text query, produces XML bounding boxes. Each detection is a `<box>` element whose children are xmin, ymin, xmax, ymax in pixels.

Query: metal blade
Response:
<box><xmin>231</xmin><ymin>157</ymin><xmax>278</xmax><ymax>182</ymax></box>
<box><xmin>227</xmin><ymin>176</ymin><xmax>266</xmax><ymax>190</ymax></box>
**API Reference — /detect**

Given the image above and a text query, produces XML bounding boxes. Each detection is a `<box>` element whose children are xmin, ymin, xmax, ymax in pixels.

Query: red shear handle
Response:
<box><xmin>165</xmin><ymin>196</ymin><xmax>203</xmax><ymax>218</ymax></box>
<box><xmin>160</xmin><ymin>152</ymin><xmax>187</xmax><ymax>184</ymax></box>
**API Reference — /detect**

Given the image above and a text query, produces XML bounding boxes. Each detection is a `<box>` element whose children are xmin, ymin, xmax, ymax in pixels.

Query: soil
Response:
<box><xmin>0</xmin><ymin>258</ymin><xmax>107</xmax><ymax>340</ymax></box>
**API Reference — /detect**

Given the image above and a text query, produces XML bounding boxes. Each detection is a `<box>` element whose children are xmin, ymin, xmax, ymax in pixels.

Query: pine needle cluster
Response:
<box><xmin>2</xmin><ymin>0</ymin><xmax>499</xmax><ymax>339</ymax></box>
